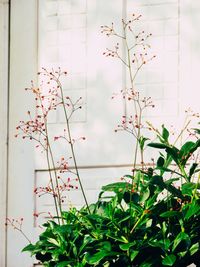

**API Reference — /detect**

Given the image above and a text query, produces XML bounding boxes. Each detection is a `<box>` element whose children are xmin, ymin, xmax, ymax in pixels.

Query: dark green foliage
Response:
<box><xmin>23</xmin><ymin>128</ymin><xmax>200</xmax><ymax>267</ymax></box>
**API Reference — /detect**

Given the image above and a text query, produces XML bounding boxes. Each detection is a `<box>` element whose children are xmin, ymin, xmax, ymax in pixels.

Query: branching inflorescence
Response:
<box><xmin>15</xmin><ymin>68</ymin><xmax>90</xmax><ymax>224</ymax></box>
<box><xmin>101</xmin><ymin>14</ymin><xmax>156</xmax><ymax>172</ymax></box>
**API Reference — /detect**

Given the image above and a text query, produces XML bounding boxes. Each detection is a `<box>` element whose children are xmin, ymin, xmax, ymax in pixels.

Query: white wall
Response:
<box><xmin>4</xmin><ymin>1</ymin><xmax>200</xmax><ymax>266</ymax></box>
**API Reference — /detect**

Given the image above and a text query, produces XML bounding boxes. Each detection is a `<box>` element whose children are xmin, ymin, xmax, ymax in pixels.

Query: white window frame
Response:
<box><xmin>0</xmin><ymin>0</ymin><xmax>9</xmax><ymax>266</ymax></box>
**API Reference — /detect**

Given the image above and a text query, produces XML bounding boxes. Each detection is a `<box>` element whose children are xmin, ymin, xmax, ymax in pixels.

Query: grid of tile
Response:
<box><xmin>38</xmin><ymin>0</ymin><xmax>87</xmax><ymax>123</ymax></box>
<box><xmin>127</xmin><ymin>0</ymin><xmax>180</xmax><ymax>118</ymax></box>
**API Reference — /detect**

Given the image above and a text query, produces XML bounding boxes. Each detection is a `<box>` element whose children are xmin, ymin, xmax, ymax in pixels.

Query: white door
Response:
<box><xmin>6</xmin><ymin>1</ymin><xmax>199</xmax><ymax>267</ymax></box>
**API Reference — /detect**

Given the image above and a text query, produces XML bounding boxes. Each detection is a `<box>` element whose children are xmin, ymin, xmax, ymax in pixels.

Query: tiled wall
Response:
<box><xmin>127</xmin><ymin>0</ymin><xmax>180</xmax><ymax>118</ymax></box>
<box><xmin>39</xmin><ymin>0</ymin><xmax>87</xmax><ymax>123</ymax></box>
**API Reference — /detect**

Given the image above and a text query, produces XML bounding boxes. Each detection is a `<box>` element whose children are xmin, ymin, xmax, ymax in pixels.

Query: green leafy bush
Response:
<box><xmin>23</xmin><ymin>125</ymin><xmax>200</xmax><ymax>266</ymax></box>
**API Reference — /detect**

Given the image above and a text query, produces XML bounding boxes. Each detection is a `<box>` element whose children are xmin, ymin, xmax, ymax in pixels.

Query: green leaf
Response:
<box><xmin>123</xmin><ymin>174</ymin><xmax>134</xmax><ymax>180</ymax></box>
<box><xmin>162</xmin><ymin>125</ymin><xmax>169</xmax><ymax>142</ymax></box>
<box><xmin>162</xmin><ymin>254</ymin><xmax>176</xmax><ymax>266</ymax></box>
<box><xmin>165</xmin><ymin>178</ymin><xmax>180</xmax><ymax>184</ymax></box>
<box><xmin>106</xmin><ymin>233</ymin><xmax>129</xmax><ymax>243</ymax></box>
<box><xmin>79</xmin><ymin>235</ymin><xmax>93</xmax><ymax>254</ymax></box>
<box><xmin>178</xmin><ymin>251</ymin><xmax>187</xmax><ymax>257</ymax></box>
<box><xmin>160</xmin><ymin>211</ymin><xmax>180</xmax><ymax>218</ymax></box>
<box><xmin>47</xmin><ymin>238</ymin><xmax>60</xmax><ymax>247</ymax></box>
<box><xmin>85</xmin><ymin>251</ymin><xmax>108</xmax><ymax>264</ymax></box>
<box><xmin>123</xmin><ymin>191</ymin><xmax>140</xmax><ymax>204</ymax></box>
<box><xmin>165</xmin><ymin>184</ymin><xmax>184</xmax><ymax>199</ymax></box>
<box><xmin>22</xmin><ymin>243</ymin><xmax>35</xmax><ymax>253</ymax></box>
<box><xmin>85</xmin><ymin>250</ymin><xmax>116</xmax><ymax>265</ymax></box>
<box><xmin>164</xmin><ymin>239</ymin><xmax>171</xmax><ymax>250</ymax></box>
<box><xmin>172</xmin><ymin>232</ymin><xmax>190</xmax><ymax>252</ymax></box>
<box><xmin>56</xmin><ymin>262</ymin><xmax>71</xmax><ymax>267</ymax></box>
<box><xmin>182</xmin><ymin>182</ymin><xmax>196</xmax><ymax>196</ymax></box>
<box><xmin>180</xmin><ymin>141</ymin><xmax>195</xmax><ymax>156</ymax></box>
<box><xmin>140</xmin><ymin>187</ymin><xmax>150</xmax><ymax>202</ymax></box>
<box><xmin>189</xmin><ymin>163</ymin><xmax>198</xmax><ymax>178</ymax></box>
<box><xmin>130</xmin><ymin>250</ymin><xmax>139</xmax><ymax>261</ymax></box>
<box><xmin>165</xmin><ymin>147</ymin><xmax>180</xmax><ymax>165</ymax></box>
<box><xmin>102</xmin><ymin>182</ymin><xmax>132</xmax><ymax>193</ymax></box>
<box><xmin>185</xmin><ymin>201</ymin><xmax>200</xmax><ymax>220</ymax></box>
<box><xmin>139</xmin><ymin>136</ymin><xmax>149</xmax><ymax>150</ymax></box>
<box><xmin>193</xmin><ymin>128</ymin><xmax>200</xmax><ymax>135</ymax></box>
<box><xmin>148</xmin><ymin>143</ymin><xmax>168</xmax><ymax>149</ymax></box>
<box><xmin>180</xmin><ymin>140</ymin><xmax>200</xmax><ymax>166</ymax></box>
<box><xmin>119</xmin><ymin>242</ymin><xmax>135</xmax><ymax>251</ymax></box>
<box><xmin>150</xmin><ymin>175</ymin><xmax>165</xmax><ymax>189</ymax></box>
<box><xmin>189</xmin><ymin>243</ymin><xmax>199</xmax><ymax>256</ymax></box>
<box><xmin>157</xmin><ymin>157</ymin><xmax>165</xmax><ymax>167</ymax></box>
<box><xmin>99</xmin><ymin>241</ymin><xmax>112</xmax><ymax>251</ymax></box>
<box><xmin>140</xmin><ymin>262</ymin><xmax>153</xmax><ymax>267</ymax></box>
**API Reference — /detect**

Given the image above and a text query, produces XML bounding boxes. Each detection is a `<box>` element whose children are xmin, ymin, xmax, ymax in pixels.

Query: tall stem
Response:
<box><xmin>38</xmin><ymin>93</ymin><xmax>63</xmax><ymax>221</ymax></box>
<box><xmin>45</xmin><ymin>147</ymin><xmax>60</xmax><ymax>224</ymax></box>
<box><xmin>56</xmin><ymin>78</ymin><xmax>90</xmax><ymax>213</ymax></box>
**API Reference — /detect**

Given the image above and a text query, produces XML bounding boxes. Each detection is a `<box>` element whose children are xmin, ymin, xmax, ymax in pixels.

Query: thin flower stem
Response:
<box><xmin>48</xmin><ymin>144</ymin><xmax>65</xmax><ymax>224</ymax></box>
<box><xmin>130</xmin><ymin>212</ymin><xmax>145</xmax><ymax>234</ymax></box>
<box><xmin>173</xmin><ymin>120</ymin><xmax>191</xmax><ymax>146</ymax></box>
<box><xmin>45</xmin><ymin>144</ymin><xmax>61</xmax><ymax>223</ymax></box>
<box><xmin>56</xmin><ymin>77</ymin><xmax>90</xmax><ymax>214</ymax></box>
<box><xmin>19</xmin><ymin>229</ymin><xmax>32</xmax><ymax>244</ymax></box>
<box><xmin>38</xmin><ymin>93</ymin><xmax>62</xmax><ymax>222</ymax></box>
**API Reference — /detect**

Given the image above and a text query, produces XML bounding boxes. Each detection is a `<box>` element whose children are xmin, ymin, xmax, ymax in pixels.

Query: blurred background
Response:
<box><xmin>0</xmin><ymin>0</ymin><xmax>199</xmax><ymax>266</ymax></box>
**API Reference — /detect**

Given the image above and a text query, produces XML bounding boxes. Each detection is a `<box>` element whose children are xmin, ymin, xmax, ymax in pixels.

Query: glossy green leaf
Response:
<box><xmin>130</xmin><ymin>250</ymin><xmax>139</xmax><ymax>261</ymax></box>
<box><xmin>182</xmin><ymin>182</ymin><xmax>196</xmax><ymax>196</ymax></box>
<box><xmin>21</xmin><ymin>243</ymin><xmax>35</xmax><ymax>253</ymax></box>
<box><xmin>180</xmin><ymin>141</ymin><xmax>195</xmax><ymax>156</ymax></box>
<box><xmin>162</xmin><ymin>254</ymin><xmax>176</xmax><ymax>266</ymax></box>
<box><xmin>139</xmin><ymin>136</ymin><xmax>149</xmax><ymax>150</ymax></box>
<box><xmin>165</xmin><ymin>178</ymin><xmax>180</xmax><ymax>185</ymax></box>
<box><xmin>47</xmin><ymin>238</ymin><xmax>60</xmax><ymax>247</ymax></box>
<box><xmin>123</xmin><ymin>191</ymin><xmax>140</xmax><ymax>204</ymax></box>
<box><xmin>140</xmin><ymin>187</ymin><xmax>150</xmax><ymax>202</ymax></box>
<box><xmin>162</xmin><ymin>125</ymin><xmax>169</xmax><ymax>142</ymax></box>
<box><xmin>185</xmin><ymin>202</ymin><xmax>200</xmax><ymax>220</ymax></box>
<box><xmin>124</xmin><ymin>174</ymin><xmax>134</xmax><ymax>180</ymax></box>
<box><xmin>160</xmin><ymin>211</ymin><xmax>179</xmax><ymax>218</ymax></box>
<box><xmin>165</xmin><ymin>147</ymin><xmax>180</xmax><ymax>165</ymax></box>
<box><xmin>189</xmin><ymin>163</ymin><xmax>198</xmax><ymax>178</ymax></box>
<box><xmin>180</xmin><ymin>140</ymin><xmax>200</xmax><ymax>166</ymax></box>
<box><xmin>56</xmin><ymin>261</ymin><xmax>71</xmax><ymax>267</ymax></box>
<box><xmin>85</xmin><ymin>251</ymin><xmax>108</xmax><ymax>264</ymax></box>
<box><xmin>157</xmin><ymin>156</ymin><xmax>165</xmax><ymax>167</ymax></box>
<box><xmin>150</xmin><ymin>175</ymin><xmax>165</xmax><ymax>189</ymax></box>
<box><xmin>193</xmin><ymin>128</ymin><xmax>200</xmax><ymax>135</ymax></box>
<box><xmin>172</xmin><ymin>232</ymin><xmax>190</xmax><ymax>252</ymax></box>
<box><xmin>148</xmin><ymin>143</ymin><xmax>168</xmax><ymax>149</ymax></box>
<box><xmin>102</xmin><ymin>182</ymin><xmax>132</xmax><ymax>193</ymax></box>
<box><xmin>119</xmin><ymin>242</ymin><xmax>135</xmax><ymax>251</ymax></box>
<box><xmin>189</xmin><ymin>243</ymin><xmax>199</xmax><ymax>256</ymax></box>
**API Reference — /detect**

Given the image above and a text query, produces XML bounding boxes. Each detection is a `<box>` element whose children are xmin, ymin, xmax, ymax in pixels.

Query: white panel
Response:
<box><xmin>0</xmin><ymin>2</ymin><xmax>8</xmax><ymax>266</ymax></box>
<box><xmin>7</xmin><ymin>1</ymin><xmax>37</xmax><ymax>266</ymax></box>
<box><xmin>38</xmin><ymin>0</ymin><xmax>87</xmax><ymax>125</ymax></box>
<box><xmin>127</xmin><ymin>0</ymin><xmax>180</xmax><ymax>121</ymax></box>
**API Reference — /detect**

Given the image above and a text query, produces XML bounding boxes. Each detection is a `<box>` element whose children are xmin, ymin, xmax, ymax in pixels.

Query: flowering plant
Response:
<box><xmin>8</xmin><ymin>14</ymin><xmax>200</xmax><ymax>267</ymax></box>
